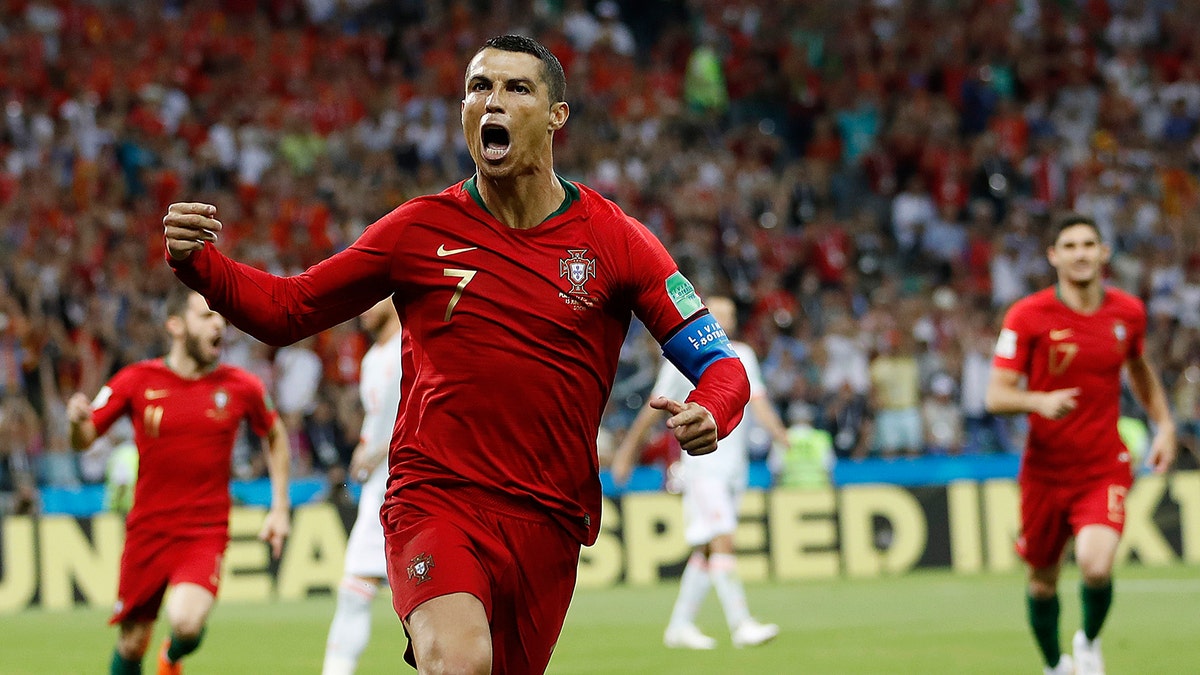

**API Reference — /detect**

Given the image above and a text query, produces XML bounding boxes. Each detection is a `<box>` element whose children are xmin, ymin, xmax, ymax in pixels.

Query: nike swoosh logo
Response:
<box><xmin>1049</xmin><ymin>329</ymin><xmax>1073</xmax><ymax>340</ymax></box>
<box><xmin>145</xmin><ymin>389</ymin><xmax>169</xmax><ymax>400</ymax></box>
<box><xmin>437</xmin><ymin>244</ymin><xmax>478</xmax><ymax>257</ymax></box>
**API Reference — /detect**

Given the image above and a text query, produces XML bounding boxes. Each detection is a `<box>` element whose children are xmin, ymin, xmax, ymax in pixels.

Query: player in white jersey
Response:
<box><xmin>612</xmin><ymin>297</ymin><xmax>787</xmax><ymax>650</ymax></box>
<box><xmin>323</xmin><ymin>298</ymin><xmax>402</xmax><ymax>675</ymax></box>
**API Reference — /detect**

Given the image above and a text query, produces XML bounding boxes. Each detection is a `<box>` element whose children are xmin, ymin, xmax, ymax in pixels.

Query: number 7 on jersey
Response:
<box><xmin>443</xmin><ymin>268</ymin><xmax>477</xmax><ymax>321</ymax></box>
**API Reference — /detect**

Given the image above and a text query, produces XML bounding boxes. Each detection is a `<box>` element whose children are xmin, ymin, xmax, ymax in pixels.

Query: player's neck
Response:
<box><xmin>475</xmin><ymin>169</ymin><xmax>565</xmax><ymax>230</ymax></box>
<box><xmin>164</xmin><ymin>351</ymin><xmax>213</xmax><ymax>379</ymax></box>
<box><xmin>1056</xmin><ymin>279</ymin><xmax>1105</xmax><ymax>313</ymax></box>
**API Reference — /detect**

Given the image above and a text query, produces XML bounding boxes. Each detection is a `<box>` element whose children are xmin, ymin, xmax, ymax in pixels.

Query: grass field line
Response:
<box><xmin>1118</xmin><ymin>578</ymin><xmax>1200</xmax><ymax>592</ymax></box>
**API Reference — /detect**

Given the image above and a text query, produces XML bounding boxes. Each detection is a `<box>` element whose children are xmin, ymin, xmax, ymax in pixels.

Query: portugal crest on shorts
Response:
<box><xmin>560</xmin><ymin>249</ymin><xmax>596</xmax><ymax>295</ymax></box>
<box><xmin>407</xmin><ymin>552</ymin><xmax>434</xmax><ymax>585</ymax></box>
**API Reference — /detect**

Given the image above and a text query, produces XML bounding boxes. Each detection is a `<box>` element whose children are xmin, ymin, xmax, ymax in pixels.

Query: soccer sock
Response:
<box><xmin>110</xmin><ymin>650</ymin><xmax>142</xmax><ymax>675</ymax></box>
<box><xmin>1026</xmin><ymin>593</ymin><xmax>1061</xmax><ymax>667</ymax></box>
<box><xmin>1081</xmin><ymin>580</ymin><xmax>1113</xmax><ymax>641</ymax></box>
<box><xmin>165</xmin><ymin>626</ymin><xmax>205</xmax><ymax>663</ymax></box>
<box><xmin>667</xmin><ymin>552</ymin><xmax>711</xmax><ymax>629</ymax></box>
<box><xmin>709</xmin><ymin>552</ymin><xmax>751</xmax><ymax>632</ymax></box>
<box><xmin>323</xmin><ymin>577</ymin><xmax>379</xmax><ymax>675</ymax></box>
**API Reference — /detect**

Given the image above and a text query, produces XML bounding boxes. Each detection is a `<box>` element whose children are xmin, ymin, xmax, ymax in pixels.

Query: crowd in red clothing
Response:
<box><xmin>2</xmin><ymin>0</ymin><xmax>1200</xmax><ymax>508</ymax></box>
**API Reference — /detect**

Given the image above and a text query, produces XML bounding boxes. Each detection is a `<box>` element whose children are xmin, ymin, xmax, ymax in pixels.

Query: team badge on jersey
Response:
<box><xmin>1113</xmin><ymin>321</ymin><xmax>1127</xmax><ymax>346</ymax></box>
<box><xmin>407</xmin><ymin>553</ymin><xmax>434</xmax><ymax>585</ymax></box>
<box><xmin>559</xmin><ymin>249</ymin><xmax>596</xmax><ymax>295</ymax></box>
<box><xmin>207</xmin><ymin>389</ymin><xmax>231</xmax><ymax>421</ymax></box>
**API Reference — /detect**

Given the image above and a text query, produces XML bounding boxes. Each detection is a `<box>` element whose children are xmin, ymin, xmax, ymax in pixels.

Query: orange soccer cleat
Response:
<box><xmin>157</xmin><ymin>639</ymin><xmax>182</xmax><ymax>675</ymax></box>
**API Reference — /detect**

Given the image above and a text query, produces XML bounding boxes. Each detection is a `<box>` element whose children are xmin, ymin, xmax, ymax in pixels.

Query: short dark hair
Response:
<box><xmin>1052</xmin><ymin>214</ymin><xmax>1101</xmax><ymax>245</ymax></box>
<box><xmin>164</xmin><ymin>284</ymin><xmax>195</xmax><ymax>319</ymax></box>
<box><xmin>478</xmin><ymin>35</ymin><xmax>566</xmax><ymax>104</ymax></box>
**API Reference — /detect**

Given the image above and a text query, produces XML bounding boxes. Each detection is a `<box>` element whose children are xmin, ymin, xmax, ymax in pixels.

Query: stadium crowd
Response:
<box><xmin>2</xmin><ymin>0</ymin><xmax>1200</xmax><ymax>512</ymax></box>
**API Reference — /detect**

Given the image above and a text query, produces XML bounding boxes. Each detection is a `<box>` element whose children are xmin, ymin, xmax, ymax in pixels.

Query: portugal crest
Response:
<box><xmin>560</xmin><ymin>249</ymin><xmax>596</xmax><ymax>295</ymax></box>
<box><xmin>407</xmin><ymin>552</ymin><xmax>434</xmax><ymax>585</ymax></box>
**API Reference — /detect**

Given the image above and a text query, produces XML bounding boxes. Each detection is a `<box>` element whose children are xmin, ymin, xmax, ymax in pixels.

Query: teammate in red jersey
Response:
<box><xmin>67</xmin><ymin>286</ymin><xmax>291</xmax><ymax>675</ymax></box>
<box><xmin>986</xmin><ymin>215</ymin><xmax>1176</xmax><ymax>675</ymax></box>
<box><xmin>161</xmin><ymin>35</ymin><xmax>750</xmax><ymax>675</ymax></box>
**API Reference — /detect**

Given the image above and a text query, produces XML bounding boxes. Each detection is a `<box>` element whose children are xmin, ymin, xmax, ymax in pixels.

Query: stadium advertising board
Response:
<box><xmin>1</xmin><ymin>472</ymin><xmax>1197</xmax><ymax>612</ymax></box>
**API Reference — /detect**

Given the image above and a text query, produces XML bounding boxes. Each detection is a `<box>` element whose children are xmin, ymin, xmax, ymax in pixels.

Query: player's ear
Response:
<box><xmin>549</xmin><ymin>101</ymin><xmax>569</xmax><ymax>131</ymax></box>
<box><xmin>164</xmin><ymin>315</ymin><xmax>184</xmax><ymax>339</ymax></box>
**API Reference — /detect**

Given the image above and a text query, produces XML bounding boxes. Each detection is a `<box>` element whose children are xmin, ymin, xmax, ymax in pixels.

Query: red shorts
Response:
<box><xmin>383</xmin><ymin>484</ymin><xmax>580</xmax><ymax>674</ymax></box>
<box><xmin>1016</xmin><ymin>471</ymin><xmax>1133</xmax><ymax>569</ymax></box>
<box><xmin>110</xmin><ymin>529</ymin><xmax>227</xmax><ymax>625</ymax></box>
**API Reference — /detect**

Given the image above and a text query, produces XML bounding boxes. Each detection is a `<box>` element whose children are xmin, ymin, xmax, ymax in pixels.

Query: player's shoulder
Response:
<box><xmin>211</xmin><ymin>363</ymin><xmax>267</xmax><ymax>390</ymax></box>
<box><xmin>372</xmin><ymin>181</ymin><xmax>475</xmax><ymax>227</ymax></box>
<box><xmin>1011</xmin><ymin>287</ymin><xmax>1058</xmax><ymax>313</ymax></box>
<box><xmin>1103</xmin><ymin>285</ymin><xmax>1146</xmax><ymax>314</ymax></box>
<box><xmin>571</xmin><ymin>180</ymin><xmax>642</xmax><ymax>231</ymax></box>
<box><xmin>110</xmin><ymin>358</ymin><xmax>167</xmax><ymax>384</ymax></box>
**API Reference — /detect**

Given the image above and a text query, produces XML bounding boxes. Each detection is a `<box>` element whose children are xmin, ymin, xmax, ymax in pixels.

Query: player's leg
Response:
<box><xmin>663</xmin><ymin>544</ymin><xmax>717</xmax><ymax>649</ymax></box>
<box><xmin>110</xmin><ymin>536</ymin><xmax>170</xmax><ymax>674</ymax></box>
<box><xmin>323</xmin><ymin>575</ymin><xmax>384</xmax><ymax>675</ymax></box>
<box><xmin>325</xmin><ymin>468</ymin><xmax>389</xmax><ymax>674</ymax></box>
<box><xmin>709</xmin><ymin>530</ymin><xmax>779</xmax><ymax>648</ymax></box>
<box><xmin>1018</xmin><ymin>478</ymin><xmax>1073</xmax><ymax>674</ymax></box>
<box><xmin>404</xmin><ymin>593</ymin><xmax>492</xmax><ymax>675</ymax></box>
<box><xmin>1068</xmin><ymin>477</ymin><xmax>1128</xmax><ymax>675</ymax></box>
<box><xmin>1075</xmin><ymin>524</ymin><xmax>1120</xmax><ymax>638</ymax></box>
<box><xmin>111</xmin><ymin>620</ymin><xmax>154</xmax><ymax>674</ymax></box>
<box><xmin>158</xmin><ymin>582</ymin><xmax>216</xmax><ymax>673</ymax></box>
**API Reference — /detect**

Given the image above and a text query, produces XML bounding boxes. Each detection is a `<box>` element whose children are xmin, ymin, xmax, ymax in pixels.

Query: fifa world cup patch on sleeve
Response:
<box><xmin>665</xmin><ymin>271</ymin><xmax>702</xmax><ymax>319</ymax></box>
<box><xmin>995</xmin><ymin>328</ymin><xmax>1018</xmax><ymax>359</ymax></box>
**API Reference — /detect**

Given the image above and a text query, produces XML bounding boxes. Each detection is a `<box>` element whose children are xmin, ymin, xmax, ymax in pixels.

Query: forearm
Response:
<box><xmin>169</xmin><ymin>244</ymin><xmax>383</xmax><ymax>347</ymax></box>
<box><xmin>750</xmin><ymin>395</ymin><xmax>789</xmax><ymax>445</ymax></box>
<box><xmin>264</xmin><ymin>424</ymin><xmax>291</xmax><ymax>510</ymax></box>
<box><xmin>614</xmin><ymin>405</ymin><xmax>668</xmax><ymax>465</ymax></box>
<box><xmin>1127</xmin><ymin>359</ymin><xmax>1175</xmax><ymax>430</ymax></box>
<box><xmin>69</xmin><ymin>421</ymin><xmax>97</xmax><ymax>451</ymax></box>
<box><xmin>686</xmin><ymin>357</ymin><xmax>750</xmax><ymax>438</ymax></box>
<box><xmin>985</xmin><ymin>379</ymin><xmax>1039</xmax><ymax>415</ymax></box>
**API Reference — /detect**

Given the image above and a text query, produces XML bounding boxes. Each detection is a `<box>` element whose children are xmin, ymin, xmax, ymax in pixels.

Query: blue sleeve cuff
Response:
<box><xmin>661</xmin><ymin>312</ymin><xmax>738</xmax><ymax>385</ymax></box>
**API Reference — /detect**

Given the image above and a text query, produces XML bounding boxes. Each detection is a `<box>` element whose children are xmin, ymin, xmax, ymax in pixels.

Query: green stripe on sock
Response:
<box><xmin>1026</xmin><ymin>593</ymin><xmax>1061</xmax><ymax>667</ymax></box>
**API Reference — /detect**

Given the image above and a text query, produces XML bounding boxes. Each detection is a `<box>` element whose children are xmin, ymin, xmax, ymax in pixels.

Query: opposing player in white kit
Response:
<box><xmin>322</xmin><ymin>298</ymin><xmax>402</xmax><ymax>675</ymax></box>
<box><xmin>612</xmin><ymin>297</ymin><xmax>787</xmax><ymax>650</ymax></box>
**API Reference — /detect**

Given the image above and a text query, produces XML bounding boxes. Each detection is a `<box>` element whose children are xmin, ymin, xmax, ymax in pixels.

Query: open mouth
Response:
<box><xmin>481</xmin><ymin>124</ymin><xmax>511</xmax><ymax>161</ymax></box>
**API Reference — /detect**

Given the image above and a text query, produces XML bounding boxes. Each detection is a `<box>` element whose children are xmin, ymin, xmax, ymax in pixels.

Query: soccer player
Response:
<box><xmin>611</xmin><ymin>296</ymin><xmax>785</xmax><ymax>650</ymax></box>
<box><xmin>985</xmin><ymin>215</ymin><xmax>1177</xmax><ymax>675</ymax></box>
<box><xmin>67</xmin><ymin>286</ymin><xmax>291</xmax><ymax>675</ymax></box>
<box><xmin>322</xmin><ymin>298</ymin><xmax>402</xmax><ymax>675</ymax></box>
<box><xmin>162</xmin><ymin>35</ymin><xmax>750</xmax><ymax>675</ymax></box>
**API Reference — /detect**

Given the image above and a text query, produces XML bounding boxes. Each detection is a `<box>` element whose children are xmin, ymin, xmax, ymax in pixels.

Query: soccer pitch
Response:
<box><xmin>3</xmin><ymin>565</ymin><xmax>1197</xmax><ymax>674</ymax></box>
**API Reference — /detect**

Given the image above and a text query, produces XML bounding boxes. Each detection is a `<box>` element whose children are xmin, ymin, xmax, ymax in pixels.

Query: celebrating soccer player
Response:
<box><xmin>162</xmin><ymin>35</ymin><xmax>750</xmax><ymax>674</ymax></box>
<box><xmin>67</xmin><ymin>285</ymin><xmax>291</xmax><ymax>675</ymax></box>
<box><xmin>985</xmin><ymin>215</ymin><xmax>1177</xmax><ymax>675</ymax></box>
<box><xmin>322</xmin><ymin>298</ymin><xmax>402</xmax><ymax>675</ymax></box>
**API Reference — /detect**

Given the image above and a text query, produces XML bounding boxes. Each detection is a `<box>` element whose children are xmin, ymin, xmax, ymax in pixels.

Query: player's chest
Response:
<box><xmin>135</xmin><ymin>381</ymin><xmax>244</xmax><ymax>438</ymax></box>
<box><xmin>399</xmin><ymin>224</ymin><xmax>617</xmax><ymax>324</ymax></box>
<box><xmin>1036</xmin><ymin>315</ymin><xmax>1132</xmax><ymax>376</ymax></box>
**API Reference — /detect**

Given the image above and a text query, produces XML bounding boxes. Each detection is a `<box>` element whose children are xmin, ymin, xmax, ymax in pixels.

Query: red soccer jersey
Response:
<box><xmin>992</xmin><ymin>286</ymin><xmax>1145</xmax><ymax>482</ymax></box>
<box><xmin>90</xmin><ymin>360</ymin><xmax>276</xmax><ymax>535</ymax></box>
<box><xmin>173</xmin><ymin>178</ymin><xmax>749</xmax><ymax>544</ymax></box>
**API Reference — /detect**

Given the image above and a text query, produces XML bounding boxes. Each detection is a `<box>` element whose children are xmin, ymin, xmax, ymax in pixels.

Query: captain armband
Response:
<box><xmin>661</xmin><ymin>311</ymin><xmax>738</xmax><ymax>385</ymax></box>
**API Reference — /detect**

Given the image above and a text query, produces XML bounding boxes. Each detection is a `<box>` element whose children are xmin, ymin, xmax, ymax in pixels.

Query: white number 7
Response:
<box><xmin>443</xmin><ymin>269</ymin><xmax>477</xmax><ymax>321</ymax></box>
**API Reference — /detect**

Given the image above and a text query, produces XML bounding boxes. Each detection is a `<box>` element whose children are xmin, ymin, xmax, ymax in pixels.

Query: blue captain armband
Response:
<box><xmin>661</xmin><ymin>311</ymin><xmax>738</xmax><ymax>385</ymax></box>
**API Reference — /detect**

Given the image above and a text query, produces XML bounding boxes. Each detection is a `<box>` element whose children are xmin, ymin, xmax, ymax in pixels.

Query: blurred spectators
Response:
<box><xmin>1</xmin><ymin>0</ymin><xmax>1199</xmax><ymax>507</ymax></box>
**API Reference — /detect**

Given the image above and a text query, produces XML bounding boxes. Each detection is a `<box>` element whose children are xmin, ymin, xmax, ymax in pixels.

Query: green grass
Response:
<box><xmin>2</xmin><ymin>565</ymin><xmax>1198</xmax><ymax>673</ymax></box>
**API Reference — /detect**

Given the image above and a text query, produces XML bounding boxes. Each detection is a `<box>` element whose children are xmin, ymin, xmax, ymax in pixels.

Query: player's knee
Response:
<box><xmin>416</xmin><ymin>632</ymin><xmax>491</xmax><ymax>675</ymax></box>
<box><xmin>1077</xmin><ymin>560</ymin><xmax>1112</xmax><ymax>587</ymax></box>
<box><xmin>169</xmin><ymin>614</ymin><xmax>207</xmax><ymax>641</ymax></box>
<box><xmin>116</xmin><ymin>625</ymin><xmax>153</xmax><ymax>659</ymax></box>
